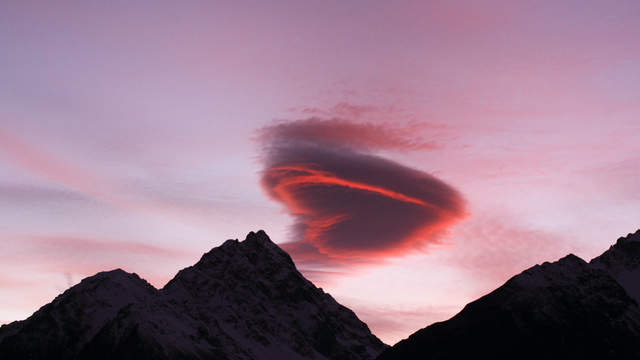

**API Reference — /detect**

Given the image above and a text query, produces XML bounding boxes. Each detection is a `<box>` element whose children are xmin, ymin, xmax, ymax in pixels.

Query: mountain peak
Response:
<box><xmin>590</xmin><ymin>229</ymin><xmax>640</xmax><ymax>303</ymax></box>
<box><xmin>61</xmin><ymin>268</ymin><xmax>156</xmax><ymax>299</ymax></box>
<box><xmin>242</xmin><ymin>229</ymin><xmax>283</xmax><ymax>252</ymax></box>
<box><xmin>378</xmin><ymin>228</ymin><xmax>640</xmax><ymax>360</ymax></box>
<box><xmin>616</xmin><ymin>229</ymin><xmax>640</xmax><ymax>245</ymax></box>
<box><xmin>82</xmin><ymin>268</ymin><xmax>143</xmax><ymax>283</ymax></box>
<box><xmin>162</xmin><ymin>230</ymin><xmax>386</xmax><ymax>359</ymax></box>
<box><xmin>245</xmin><ymin>229</ymin><xmax>272</xmax><ymax>244</ymax></box>
<box><xmin>379</xmin><ymin>234</ymin><xmax>640</xmax><ymax>359</ymax></box>
<box><xmin>591</xmin><ymin>229</ymin><xmax>640</xmax><ymax>270</ymax></box>
<box><xmin>219</xmin><ymin>230</ymin><xmax>274</xmax><ymax>249</ymax></box>
<box><xmin>558</xmin><ymin>253</ymin><xmax>585</xmax><ymax>265</ymax></box>
<box><xmin>193</xmin><ymin>230</ymin><xmax>295</xmax><ymax>274</ymax></box>
<box><xmin>0</xmin><ymin>230</ymin><xmax>386</xmax><ymax>360</ymax></box>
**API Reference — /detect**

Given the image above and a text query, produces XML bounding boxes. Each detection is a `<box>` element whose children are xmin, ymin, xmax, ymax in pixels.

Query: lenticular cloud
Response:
<box><xmin>259</xmin><ymin>118</ymin><xmax>465</xmax><ymax>266</ymax></box>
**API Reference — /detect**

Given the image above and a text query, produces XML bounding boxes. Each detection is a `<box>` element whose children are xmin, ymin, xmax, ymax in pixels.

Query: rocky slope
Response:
<box><xmin>0</xmin><ymin>230</ymin><xmax>386</xmax><ymax>360</ymax></box>
<box><xmin>377</xmin><ymin>229</ymin><xmax>640</xmax><ymax>360</ymax></box>
<box><xmin>591</xmin><ymin>230</ymin><xmax>640</xmax><ymax>303</ymax></box>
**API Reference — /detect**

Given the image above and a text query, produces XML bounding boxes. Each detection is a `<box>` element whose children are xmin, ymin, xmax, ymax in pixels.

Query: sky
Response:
<box><xmin>1</xmin><ymin>0</ymin><xmax>639</xmax><ymax>344</ymax></box>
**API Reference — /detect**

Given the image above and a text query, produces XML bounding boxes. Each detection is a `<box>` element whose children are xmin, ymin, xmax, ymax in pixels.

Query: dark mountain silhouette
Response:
<box><xmin>377</xmin><ymin>230</ymin><xmax>640</xmax><ymax>360</ymax></box>
<box><xmin>0</xmin><ymin>230</ymin><xmax>386</xmax><ymax>360</ymax></box>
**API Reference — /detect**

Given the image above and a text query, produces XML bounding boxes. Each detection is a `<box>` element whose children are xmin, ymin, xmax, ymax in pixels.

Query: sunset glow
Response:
<box><xmin>1</xmin><ymin>1</ymin><xmax>640</xmax><ymax>344</ymax></box>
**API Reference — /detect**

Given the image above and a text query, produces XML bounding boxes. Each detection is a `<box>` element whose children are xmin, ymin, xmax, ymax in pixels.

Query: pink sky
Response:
<box><xmin>1</xmin><ymin>1</ymin><xmax>640</xmax><ymax>344</ymax></box>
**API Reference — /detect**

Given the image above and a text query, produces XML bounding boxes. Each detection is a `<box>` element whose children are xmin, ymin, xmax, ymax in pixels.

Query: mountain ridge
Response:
<box><xmin>0</xmin><ymin>230</ymin><xmax>386</xmax><ymax>360</ymax></box>
<box><xmin>5</xmin><ymin>229</ymin><xmax>640</xmax><ymax>359</ymax></box>
<box><xmin>377</xmin><ymin>229</ymin><xmax>640</xmax><ymax>360</ymax></box>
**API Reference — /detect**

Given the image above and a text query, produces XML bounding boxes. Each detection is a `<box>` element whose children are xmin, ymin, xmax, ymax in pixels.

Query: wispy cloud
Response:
<box><xmin>437</xmin><ymin>215</ymin><xmax>578</xmax><ymax>284</ymax></box>
<box><xmin>0</xmin><ymin>127</ymin><xmax>233</xmax><ymax>234</ymax></box>
<box><xmin>259</xmin><ymin>117</ymin><xmax>437</xmax><ymax>152</ymax></box>
<box><xmin>0</xmin><ymin>128</ymin><xmax>113</xmax><ymax>204</ymax></box>
<box><xmin>0</xmin><ymin>183</ymin><xmax>89</xmax><ymax>203</ymax></box>
<box><xmin>1</xmin><ymin>234</ymin><xmax>193</xmax><ymax>286</ymax></box>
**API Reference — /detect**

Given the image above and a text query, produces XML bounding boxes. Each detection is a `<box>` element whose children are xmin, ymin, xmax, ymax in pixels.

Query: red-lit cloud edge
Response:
<box><xmin>258</xmin><ymin>117</ymin><xmax>467</xmax><ymax>269</ymax></box>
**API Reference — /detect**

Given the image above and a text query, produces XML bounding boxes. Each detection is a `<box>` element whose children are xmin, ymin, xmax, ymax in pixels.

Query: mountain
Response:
<box><xmin>0</xmin><ymin>230</ymin><xmax>386</xmax><ymax>360</ymax></box>
<box><xmin>377</xmin><ymin>230</ymin><xmax>640</xmax><ymax>360</ymax></box>
<box><xmin>590</xmin><ymin>230</ymin><xmax>640</xmax><ymax>303</ymax></box>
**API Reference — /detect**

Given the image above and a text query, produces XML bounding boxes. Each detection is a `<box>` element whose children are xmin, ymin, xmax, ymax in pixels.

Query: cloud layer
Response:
<box><xmin>259</xmin><ymin>118</ymin><xmax>466</xmax><ymax>267</ymax></box>
<box><xmin>259</xmin><ymin>118</ymin><xmax>436</xmax><ymax>152</ymax></box>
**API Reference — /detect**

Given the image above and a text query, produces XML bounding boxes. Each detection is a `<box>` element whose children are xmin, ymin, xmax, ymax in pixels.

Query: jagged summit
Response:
<box><xmin>513</xmin><ymin>253</ymin><xmax>588</xmax><ymax>288</ymax></box>
<box><xmin>592</xmin><ymin>229</ymin><xmax>640</xmax><ymax>267</ymax></box>
<box><xmin>244</xmin><ymin>229</ymin><xmax>276</xmax><ymax>246</ymax></box>
<box><xmin>533</xmin><ymin>252</ymin><xmax>586</xmax><ymax>269</ymax></box>
<box><xmin>166</xmin><ymin>230</ymin><xmax>301</xmax><ymax>294</ymax></box>
<box><xmin>616</xmin><ymin>229</ymin><xmax>640</xmax><ymax>244</ymax></box>
<box><xmin>194</xmin><ymin>230</ymin><xmax>291</xmax><ymax>266</ymax></box>
<box><xmin>217</xmin><ymin>230</ymin><xmax>275</xmax><ymax>248</ymax></box>
<box><xmin>0</xmin><ymin>231</ymin><xmax>386</xmax><ymax>360</ymax></box>
<box><xmin>591</xmin><ymin>229</ymin><xmax>640</xmax><ymax>303</ymax></box>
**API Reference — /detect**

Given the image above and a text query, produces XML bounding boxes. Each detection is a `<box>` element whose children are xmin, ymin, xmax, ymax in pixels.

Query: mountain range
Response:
<box><xmin>2</xmin><ymin>229</ymin><xmax>640</xmax><ymax>359</ymax></box>
<box><xmin>0</xmin><ymin>231</ymin><xmax>386</xmax><ymax>360</ymax></box>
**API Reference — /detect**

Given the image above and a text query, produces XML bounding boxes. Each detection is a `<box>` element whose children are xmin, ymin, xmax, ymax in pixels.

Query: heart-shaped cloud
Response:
<box><xmin>259</xmin><ymin>117</ymin><xmax>466</xmax><ymax>267</ymax></box>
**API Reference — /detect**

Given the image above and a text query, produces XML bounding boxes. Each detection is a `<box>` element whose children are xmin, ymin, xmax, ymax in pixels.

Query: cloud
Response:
<box><xmin>1</xmin><ymin>235</ymin><xmax>193</xmax><ymax>287</ymax></box>
<box><xmin>0</xmin><ymin>183</ymin><xmax>90</xmax><ymax>203</ymax></box>
<box><xmin>0</xmin><ymin>127</ymin><xmax>232</xmax><ymax>234</ymax></box>
<box><xmin>436</xmin><ymin>215</ymin><xmax>578</xmax><ymax>285</ymax></box>
<box><xmin>19</xmin><ymin>235</ymin><xmax>189</xmax><ymax>258</ymax></box>
<box><xmin>259</xmin><ymin>117</ymin><xmax>466</xmax><ymax>268</ymax></box>
<box><xmin>298</xmin><ymin>103</ymin><xmax>378</xmax><ymax>119</ymax></box>
<box><xmin>0</xmin><ymin>128</ymin><xmax>112</xmax><ymax>203</ymax></box>
<box><xmin>258</xmin><ymin>117</ymin><xmax>437</xmax><ymax>152</ymax></box>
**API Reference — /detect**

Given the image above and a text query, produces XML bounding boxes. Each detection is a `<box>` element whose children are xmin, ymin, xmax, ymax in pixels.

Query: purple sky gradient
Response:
<box><xmin>1</xmin><ymin>1</ymin><xmax>640</xmax><ymax>343</ymax></box>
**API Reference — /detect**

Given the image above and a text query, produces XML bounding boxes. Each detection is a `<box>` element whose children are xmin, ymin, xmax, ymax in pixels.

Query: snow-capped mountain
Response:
<box><xmin>0</xmin><ymin>231</ymin><xmax>386</xmax><ymax>360</ymax></box>
<box><xmin>591</xmin><ymin>230</ymin><xmax>640</xmax><ymax>303</ymax></box>
<box><xmin>377</xmin><ymin>229</ymin><xmax>640</xmax><ymax>360</ymax></box>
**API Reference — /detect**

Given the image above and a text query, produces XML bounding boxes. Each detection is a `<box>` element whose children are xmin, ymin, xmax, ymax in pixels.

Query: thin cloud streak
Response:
<box><xmin>2</xmin><ymin>234</ymin><xmax>194</xmax><ymax>288</ymax></box>
<box><xmin>0</xmin><ymin>127</ymin><xmax>229</xmax><ymax>235</ymax></box>
<box><xmin>0</xmin><ymin>183</ymin><xmax>89</xmax><ymax>203</ymax></box>
<box><xmin>0</xmin><ymin>128</ymin><xmax>113</xmax><ymax>204</ymax></box>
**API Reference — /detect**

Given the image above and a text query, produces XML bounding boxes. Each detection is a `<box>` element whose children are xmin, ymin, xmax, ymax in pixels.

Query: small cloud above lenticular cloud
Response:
<box><xmin>258</xmin><ymin>116</ymin><xmax>466</xmax><ymax>268</ymax></box>
<box><xmin>259</xmin><ymin>117</ymin><xmax>436</xmax><ymax>152</ymax></box>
